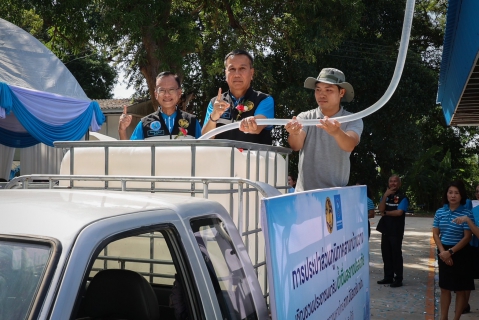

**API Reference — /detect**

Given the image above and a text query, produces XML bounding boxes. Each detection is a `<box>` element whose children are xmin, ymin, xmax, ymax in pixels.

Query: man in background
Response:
<box><xmin>376</xmin><ymin>174</ymin><xmax>409</xmax><ymax>288</ymax></box>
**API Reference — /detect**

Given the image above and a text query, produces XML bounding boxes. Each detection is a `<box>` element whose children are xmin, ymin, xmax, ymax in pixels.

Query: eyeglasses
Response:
<box><xmin>155</xmin><ymin>87</ymin><xmax>179</xmax><ymax>96</ymax></box>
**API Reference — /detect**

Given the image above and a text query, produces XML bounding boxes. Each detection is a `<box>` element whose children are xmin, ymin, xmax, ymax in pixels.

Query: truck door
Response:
<box><xmin>191</xmin><ymin>217</ymin><xmax>262</xmax><ymax>320</ymax></box>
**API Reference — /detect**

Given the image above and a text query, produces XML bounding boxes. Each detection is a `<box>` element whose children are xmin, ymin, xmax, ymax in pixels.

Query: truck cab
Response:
<box><xmin>0</xmin><ymin>189</ymin><xmax>269</xmax><ymax>319</ymax></box>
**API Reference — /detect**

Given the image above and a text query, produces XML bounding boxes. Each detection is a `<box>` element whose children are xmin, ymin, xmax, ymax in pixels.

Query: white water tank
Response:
<box><xmin>57</xmin><ymin>141</ymin><xmax>290</xmax><ymax>297</ymax></box>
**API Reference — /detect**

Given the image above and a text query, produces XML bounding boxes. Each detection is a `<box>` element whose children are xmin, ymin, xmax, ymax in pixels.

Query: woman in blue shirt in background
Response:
<box><xmin>433</xmin><ymin>181</ymin><xmax>474</xmax><ymax>320</ymax></box>
<box><xmin>366</xmin><ymin>186</ymin><xmax>375</xmax><ymax>239</ymax></box>
<box><xmin>453</xmin><ymin>183</ymin><xmax>479</xmax><ymax>315</ymax></box>
<box><xmin>356</xmin><ymin>181</ymin><xmax>375</xmax><ymax>239</ymax></box>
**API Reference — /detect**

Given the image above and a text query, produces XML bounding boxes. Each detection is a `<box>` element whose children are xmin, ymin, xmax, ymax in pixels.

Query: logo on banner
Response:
<box><xmin>334</xmin><ymin>194</ymin><xmax>343</xmax><ymax>230</ymax></box>
<box><xmin>325</xmin><ymin>197</ymin><xmax>334</xmax><ymax>234</ymax></box>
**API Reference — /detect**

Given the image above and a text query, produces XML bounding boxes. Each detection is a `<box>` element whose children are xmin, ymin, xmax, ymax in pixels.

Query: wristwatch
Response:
<box><xmin>448</xmin><ymin>248</ymin><xmax>454</xmax><ymax>255</ymax></box>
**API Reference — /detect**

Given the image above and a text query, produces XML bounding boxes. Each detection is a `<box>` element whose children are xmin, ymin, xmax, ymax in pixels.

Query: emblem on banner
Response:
<box><xmin>334</xmin><ymin>194</ymin><xmax>343</xmax><ymax>230</ymax></box>
<box><xmin>325</xmin><ymin>197</ymin><xmax>334</xmax><ymax>234</ymax></box>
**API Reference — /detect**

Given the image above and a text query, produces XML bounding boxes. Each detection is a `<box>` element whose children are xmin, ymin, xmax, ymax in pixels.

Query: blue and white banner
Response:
<box><xmin>261</xmin><ymin>186</ymin><xmax>369</xmax><ymax>320</ymax></box>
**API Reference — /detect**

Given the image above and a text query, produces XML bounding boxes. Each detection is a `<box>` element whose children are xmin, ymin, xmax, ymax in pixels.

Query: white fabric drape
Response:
<box><xmin>0</xmin><ymin>144</ymin><xmax>14</xmax><ymax>180</ymax></box>
<box><xmin>19</xmin><ymin>143</ymin><xmax>64</xmax><ymax>176</ymax></box>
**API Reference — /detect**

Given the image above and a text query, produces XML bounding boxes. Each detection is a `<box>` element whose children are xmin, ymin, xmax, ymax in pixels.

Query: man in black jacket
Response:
<box><xmin>376</xmin><ymin>174</ymin><xmax>409</xmax><ymax>288</ymax></box>
<box><xmin>202</xmin><ymin>50</ymin><xmax>274</xmax><ymax>144</ymax></box>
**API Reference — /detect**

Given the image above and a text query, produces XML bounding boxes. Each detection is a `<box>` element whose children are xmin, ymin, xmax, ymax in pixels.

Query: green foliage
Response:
<box><xmin>1</xmin><ymin>0</ymin><xmax>478</xmax><ymax>209</ymax></box>
<box><xmin>64</xmin><ymin>51</ymin><xmax>117</xmax><ymax>99</ymax></box>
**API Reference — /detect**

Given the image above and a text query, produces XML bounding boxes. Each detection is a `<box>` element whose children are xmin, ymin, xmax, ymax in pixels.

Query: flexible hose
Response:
<box><xmin>199</xmin><ymin>0</ymin><xmax>415</xmax><ymax>140</ymax></box>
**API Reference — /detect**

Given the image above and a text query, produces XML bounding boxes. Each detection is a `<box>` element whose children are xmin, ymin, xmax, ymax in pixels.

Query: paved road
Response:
<box><xmin>369</xmin><ymin>215</ymin><xmax>479</xmax><ymax>319</ymax></box>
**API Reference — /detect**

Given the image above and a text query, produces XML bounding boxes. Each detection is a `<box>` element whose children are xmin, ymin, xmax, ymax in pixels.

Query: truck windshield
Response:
<box><xmin>191</xmin><ymin>217</ymin><xmax>258</xmax><ymax>320</ymax></box>
<box><xmin>0</xmin><ymin>240</ymin><xmax>51</xmax><ymax>319</ymax></box>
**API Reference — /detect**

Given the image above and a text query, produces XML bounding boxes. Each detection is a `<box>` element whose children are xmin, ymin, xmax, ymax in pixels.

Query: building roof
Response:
<box><xmin>96</xmin><ymin>99</ymin><xmax>136</xmax><ymax>110</ymax></box>
<box><xmin>437</xmin><ymin>0</ymin><xmax>479</xmax><ymax>126</ymax></box>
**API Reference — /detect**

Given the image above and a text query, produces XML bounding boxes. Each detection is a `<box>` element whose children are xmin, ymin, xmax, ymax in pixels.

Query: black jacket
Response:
<box><xmin>376</xmin><ymin>190</ymin><xmax>408</xmax><ymax>237</ymax></box>
<box><xmin>141</xmin><ymin>109</ymin><xmax>198</xmax><ymax>139</ymax></box>
<box><xmin>210</xmin><ymin>87</ymin><xmax>273</xmax><ymax>145</ymax></box>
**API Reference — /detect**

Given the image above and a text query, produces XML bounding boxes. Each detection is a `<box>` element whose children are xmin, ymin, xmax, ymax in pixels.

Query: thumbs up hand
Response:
<box><xmin>119</xmin><ymin>105</ymin><xmax>132</xmax><ymax>131</ymax></box>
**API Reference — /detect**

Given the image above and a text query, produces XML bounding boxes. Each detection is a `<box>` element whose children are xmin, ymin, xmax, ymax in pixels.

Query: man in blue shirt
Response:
<box><xmin>202</xmin><ymin>50</ymin><xmax>274</xmax><ymax>144</ymax></box>
<box><xmin>119</xmin><ymin>71</ymin><xmax>201</xmax><ymax>140</ymax></box>
<box><xmin>376</xmin><ymin>174</ymin><xmax>409</xmax><ymax>288</ymax></box>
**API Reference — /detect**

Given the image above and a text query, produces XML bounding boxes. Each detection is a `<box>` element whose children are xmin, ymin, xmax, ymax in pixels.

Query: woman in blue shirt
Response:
<box><xmin>453</xmin><ymin>183</ymin><xmax>479</xmax><ymax>315</ymax></box>
<box><xmin>433</xmin><ymin>181</ymin><xmax>474</xmax><ymax>320</ymax></box>
<box><xmin>356</xmin><ymin>182</ymin><xmax>375</xmax><ymax>239</ymax></box>
<box><xmin>366</xmin><ymin>186</ymin><xmax>375</xmax><ymax>239</ymax></box>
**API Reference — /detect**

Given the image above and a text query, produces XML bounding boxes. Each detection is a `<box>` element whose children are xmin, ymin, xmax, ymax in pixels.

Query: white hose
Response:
<box><xmin>199</xmin><ymin>0</ymin><xmax>416</xmax><ymax>140</ymax></box>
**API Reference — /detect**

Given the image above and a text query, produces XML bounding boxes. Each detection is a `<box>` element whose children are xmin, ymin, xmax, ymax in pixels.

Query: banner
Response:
<box><xmin>261</xmin><ymin>186</ymin><xmax>369</xmax><ymax>320</ymax></box>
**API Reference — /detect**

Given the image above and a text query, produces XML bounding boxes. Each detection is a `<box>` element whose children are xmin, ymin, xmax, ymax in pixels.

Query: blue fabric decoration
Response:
<box><xmin>0</xmin><ymin>82</ymin><xmax>105</xmax><ymax>148</ymax></box>
<box><xmin>0</xmin><ymin>82</ymin><xmax>13</xmax><ymax>113</ymax></box>
<box><xmin>0</xmin><ymin>125</ymin><xmax>39</xmax><ymax>148</ymax></box>
<box><xmin>91</xmin><ymin>101</ymin><xmax>106</xmax><ymax>127</ymax></box>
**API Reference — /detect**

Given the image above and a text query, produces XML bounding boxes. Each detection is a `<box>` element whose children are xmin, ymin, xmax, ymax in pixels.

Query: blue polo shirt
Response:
<box><xmin>433</xmin><ymin>204</ymin><xmax>474</xmax><ymax>245</ymax></box>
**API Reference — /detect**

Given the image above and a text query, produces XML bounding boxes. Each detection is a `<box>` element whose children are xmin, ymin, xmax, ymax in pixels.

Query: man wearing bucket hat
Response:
<box><xmin>285</xmin><ymin>68</ymin><xmax>363</xmax><ymax>191</ymax></box>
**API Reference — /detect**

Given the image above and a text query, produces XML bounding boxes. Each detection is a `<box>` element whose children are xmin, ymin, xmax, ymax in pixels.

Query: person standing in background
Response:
<box><xmin>376</xmin><ymin>175</ymin><xmax>409</xmax><ymax>288</ymax></box>
<box><xmin>434</xmin><ymin>181</ymin><xmax>474</xmax><ymax>320</ymax></box>
<box><xmin>357</xmin><ymin>181</ymin><xmax>376</xmax><ymax>239</ymax></box>
<box><xmin>287</xmin><ymin>175</ymin><xmax>297</xmax><ymax>193</ymax></box>
<box><xmin>453</xmin><ymin>183</ymin><xmax>479</xmax><ymax>314</ymax></box>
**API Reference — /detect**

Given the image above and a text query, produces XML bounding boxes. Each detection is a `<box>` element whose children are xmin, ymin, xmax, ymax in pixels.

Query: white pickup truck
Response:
<box><xmin>0</xmin><ymin>188</ymin><xmax>271</xmax><ymax>320</ymax></box>
<box><xmin>0</xmin><ymin>140</ymin><xmax>290</xmax><ymax>320</ymax></box>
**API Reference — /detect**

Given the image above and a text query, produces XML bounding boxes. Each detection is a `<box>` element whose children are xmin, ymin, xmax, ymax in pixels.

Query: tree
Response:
<box><xmin>2</xmin><ymin>0</ymin><xmax>364</xmax><ymax>107</ymax></box>
<box><xmin>3</xmin><ymin>0</ymin><xmax>478</xmax><ymax>209</ymax></box>
<box><xmin>63</xmin><ymin>50</ymin><xmax>117</xmax><ymax>99</ymax></box>
<box><xmin>346</xmin><ymin>0</ymin><xmax>479</xmax><ymax>207</ymax></box>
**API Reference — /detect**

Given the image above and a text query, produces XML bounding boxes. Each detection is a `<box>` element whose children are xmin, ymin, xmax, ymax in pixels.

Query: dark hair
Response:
<box><xmin>442</xmin><ymin>180</ymin><xmax>467</xmax><ymax>205</ymax></box>
<box><xmin>288</xmin><ymin>174</ymin><xmax>297</xmax><ymax>188</ymax></box>
<box><xmin>156</xmin><ymin>71</ymin><xmax>181</xmax><ymax>88</ymax></box>
<box><xmin>224</xmin><ymin>49</ymin><xmax>254</xmax><ymax>68</ymax></box>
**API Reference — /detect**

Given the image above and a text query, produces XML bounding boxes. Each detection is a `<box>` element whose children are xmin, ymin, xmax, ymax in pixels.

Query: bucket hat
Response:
<box><xmin>304</xmin><ymin>68</ymin><xmax>354</xmax><ymax>102</ymax></box>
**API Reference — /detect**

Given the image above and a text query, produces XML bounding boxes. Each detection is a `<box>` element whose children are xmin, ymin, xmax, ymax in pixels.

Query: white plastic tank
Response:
<box><xmin>58</xmin><ymin>141</ymin><xmax>289</xmax><ymax>297</ymax></box>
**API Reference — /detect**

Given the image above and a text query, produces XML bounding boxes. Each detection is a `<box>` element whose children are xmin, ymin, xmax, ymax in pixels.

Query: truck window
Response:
<box><xmin>91</xmin><ymin>231</ymin><xmax>176</xmax><ymax>285</ymax></box>
<box><xmin>74</xmin><ymin>228</ymin><xmax>200</xmax><ymax>320</ymax></box>
<box><xmin>191</xmin><ymin>218</ymin><xmax>258</xmax><ymax>320</ymax></box>
<box><xmin>0</xmin><ymin>240</ymin><xmax>52</xmax><ymax>320</ymax></box>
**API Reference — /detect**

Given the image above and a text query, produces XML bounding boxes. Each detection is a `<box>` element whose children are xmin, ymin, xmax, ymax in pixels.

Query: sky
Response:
<box><xmin>112</xmin><ymin>70</ymin><xmax>135</xmax><ymax>98</ymax></box>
